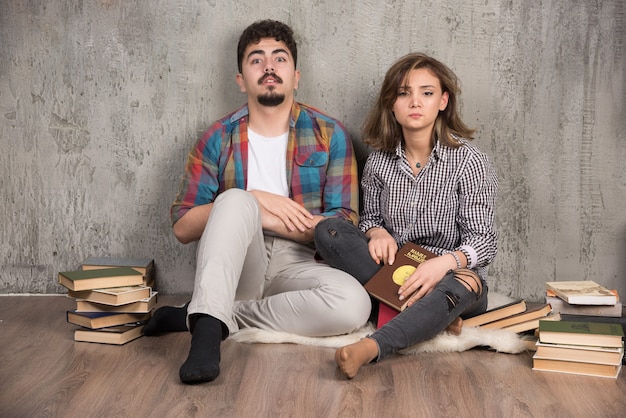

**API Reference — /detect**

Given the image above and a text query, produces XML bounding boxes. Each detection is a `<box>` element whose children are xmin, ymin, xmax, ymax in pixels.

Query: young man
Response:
<box><xmin>143</xmin><ymin>20</ymin><xmax>371</xmax><ymax>384</ymax></box>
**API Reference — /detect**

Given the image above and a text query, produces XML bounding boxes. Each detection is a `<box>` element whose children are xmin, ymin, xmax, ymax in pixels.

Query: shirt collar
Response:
<box><xmin>229</xmin><ymin>102</ymin><xmax>300</xmax><ymax>129</ymax></box>
<box><xmin>395</xmin><ymin>139</ymin><xmax>445</xmax><ymax>163</ymax></box>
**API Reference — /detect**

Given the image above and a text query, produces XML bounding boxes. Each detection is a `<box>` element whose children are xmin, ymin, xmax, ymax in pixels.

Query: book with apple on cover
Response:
<box><xmin>74</xmin><ymin>324</ymin><xmax>145</xmax><ymax>345</ymax></box>
<box><xmin>538</xmin><ymin>320</ymin><xmax>624</xmax><ymax>348</ymax></box>
<box><xmin>364</xmin><ymin>242</ymin><xmax>437</xmax><ymax>312</ymax></box>
<box><xmin>66</xmin><ymin>310</ymin><xmax>152</xmax><ymax>329</ymax></box>
<box><xmin>58</xmin><ymin>267</ymin><xmax>144</xmax><ymax>291</ymax></box>
<box><xmin>545</xmin><ymin>281</ymin><xmax>617</xmax><ymax>305</ymax></box>
<box><xmin>68</xmin><ymin>285</ymin><xmax>151</xmax><ymax>306</ymax></box>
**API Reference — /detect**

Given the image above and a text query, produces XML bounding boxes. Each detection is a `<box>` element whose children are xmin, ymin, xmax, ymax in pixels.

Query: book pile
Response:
<box><xmin>545</xmin><ymin>280</ymin><xmax>623</xmax><ymax>318</ymax></box>
<box><xmin>532</xmin><ymin>320</ymin><xmax>624</xmax><ymax>378</ymax></box>
<box><xmin>462</xmin><ymin>299</ymin><xmax>558</xmax><ymax>334</ymax></box>
<box><xmin>59</xmin><ymin>257</ymin><xmax>156</xmax><ymax>345</ymax></box>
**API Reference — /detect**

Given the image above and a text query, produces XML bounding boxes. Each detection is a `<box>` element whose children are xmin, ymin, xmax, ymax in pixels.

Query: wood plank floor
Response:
<box><xmin>1</xmin><ymin>295</ymin><xmax>626</xmax><ymax>418</ymax></box>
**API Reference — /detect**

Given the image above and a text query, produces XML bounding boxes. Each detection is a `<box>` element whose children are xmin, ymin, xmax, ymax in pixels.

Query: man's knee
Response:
<box><xmin>214</xmin><ymin>189</ymin><xmax>259</xmax><ymax>217</ymax></box>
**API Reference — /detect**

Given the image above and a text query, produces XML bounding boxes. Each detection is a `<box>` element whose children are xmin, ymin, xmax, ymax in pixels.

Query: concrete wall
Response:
<box><xmin>1</xmin><ymin>0</ymin><xmax>624</xmax><ymax>301</ymax></box>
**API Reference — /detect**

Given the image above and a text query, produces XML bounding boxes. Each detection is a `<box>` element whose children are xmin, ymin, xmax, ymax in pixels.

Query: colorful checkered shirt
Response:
<box><xmin>171</xmin><ymin>102</ymin><xmax>359</xmax><ymax>227</ymax></box>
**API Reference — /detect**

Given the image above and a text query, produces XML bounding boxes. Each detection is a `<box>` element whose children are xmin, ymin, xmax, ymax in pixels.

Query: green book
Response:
<box><xmin>82</xmin><ymin>257</ymin><xmax>154</xmax><ymax>275</ymax></box>
<box><xmin>58</xmin><ymin>267</ymin><xmax>144</xmax><ymax>291</ymax></box>
<box><xmin>539</xmin><ymin>320</ymin><xmax>624</xmax><ymax>348</ymax></box>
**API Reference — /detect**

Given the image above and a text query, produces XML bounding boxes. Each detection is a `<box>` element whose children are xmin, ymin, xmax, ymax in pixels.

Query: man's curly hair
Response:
<box><xmin>237</xmin><ymin>20</ymin><xmax>297</xmax><ymax>73</ymax></box>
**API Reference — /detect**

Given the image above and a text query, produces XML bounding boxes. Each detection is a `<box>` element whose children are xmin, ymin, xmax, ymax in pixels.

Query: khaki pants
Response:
<box><xmin>187</xmin><ymin>189</ymin><xmax>371</xmax><ymax>337</ymax></box>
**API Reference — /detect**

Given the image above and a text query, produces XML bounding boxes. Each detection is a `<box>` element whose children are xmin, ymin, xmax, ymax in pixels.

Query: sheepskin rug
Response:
<box><xmin>230</xmin><ymin>292</ymin><xmax>528</xmax><ymax>354</ymax></box>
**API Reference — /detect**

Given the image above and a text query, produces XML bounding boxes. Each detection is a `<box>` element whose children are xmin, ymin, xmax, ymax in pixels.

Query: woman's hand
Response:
<box><xmin>398</xmin><ymin>254</ymin><xmax>457</xmax><ymax>310</ymax></box>
<box><xmin>366</xmin><ymin>228</ymin><xmax>398</xmax><ymax>265</ymax></box>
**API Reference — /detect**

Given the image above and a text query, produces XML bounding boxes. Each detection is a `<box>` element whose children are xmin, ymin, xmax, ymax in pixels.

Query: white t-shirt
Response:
<box><xmin>246</xmin><ymin>128</ymin><xmax>289</xmax><ymax>196</ymax></box>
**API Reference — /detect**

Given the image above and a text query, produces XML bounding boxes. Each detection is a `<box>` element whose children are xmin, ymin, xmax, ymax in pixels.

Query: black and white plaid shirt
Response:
<box><xmin>360</xmin><ymin>138</ymin><xmax>498</xmax><ymax>280</ymax></box>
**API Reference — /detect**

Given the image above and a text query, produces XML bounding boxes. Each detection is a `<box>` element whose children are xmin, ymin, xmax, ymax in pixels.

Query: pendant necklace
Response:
<box><xmin>406</xmin><ymin>152</ymin><xmax>422</xmax><ymax>169</ymax></box>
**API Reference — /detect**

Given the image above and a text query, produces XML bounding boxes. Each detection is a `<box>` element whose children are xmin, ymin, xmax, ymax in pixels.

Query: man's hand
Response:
<box><xmin>249</xmin><ymin>190</ymin><xmax>319</xmax><ymax>241</ymax></box>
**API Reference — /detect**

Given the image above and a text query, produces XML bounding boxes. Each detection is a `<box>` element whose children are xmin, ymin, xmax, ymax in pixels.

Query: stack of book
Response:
<box><xmin>462</xmin><ymin>299</ymin><xmax>558</xmax><ymax>334</ymax></box>
<box><xmin>59</xmin><ymin>257</ymin><xmax>156</xmax><ymax>345</ymax></box>
<box><xmin>532</xmin><ymin>320</ymin><xmax>624</xmax><ymax>378</ymax></box>
<box><xmin>545</xmin><ymin>280</ymin><xmax>622</xmax><ymax>317</ymax></box>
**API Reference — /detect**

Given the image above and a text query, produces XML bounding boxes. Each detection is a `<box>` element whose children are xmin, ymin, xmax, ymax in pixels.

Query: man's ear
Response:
<box><xmin>293</xmin><ymin>69</ymin><xmax>301</xmax><ymax>90</ymax></box>
<box><xmin>236</xmin><ymin>73</ymin><xmax>246</xmax><ymax>93</ymax></box>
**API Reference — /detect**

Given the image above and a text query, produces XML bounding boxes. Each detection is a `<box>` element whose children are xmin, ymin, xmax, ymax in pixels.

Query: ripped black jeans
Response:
<box><xmin>315</xmin><ymin>217</ymin><xmax>488</xmax><ymax>359</ymax></box>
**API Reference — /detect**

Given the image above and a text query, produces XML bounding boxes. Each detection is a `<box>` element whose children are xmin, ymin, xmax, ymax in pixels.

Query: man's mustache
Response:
<box><xmin>258</xmin><ymin>73</ymin><xmax>283</xmax><ymax>84</ymax></box>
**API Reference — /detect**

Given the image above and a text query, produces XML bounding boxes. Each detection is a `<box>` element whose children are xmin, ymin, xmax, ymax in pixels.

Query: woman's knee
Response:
<box><xmin>453</xmin><ymin>269</ymin><xmax>483</xmax><ymax>296</ymax></box>
<box><xmin>315</xmin><ymin>217</ymin><xmax>355</xmax><ymax>243</ymax></box>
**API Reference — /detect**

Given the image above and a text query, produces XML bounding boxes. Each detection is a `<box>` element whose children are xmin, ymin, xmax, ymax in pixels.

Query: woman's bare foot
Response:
<box><xmin>335</xmin><ymin>337</ymin><xmax>379</xmax><ymax>379</ymax></box>
<box><xmin>446</xmin><ymin>316</ymin><xmax>463</xmax><ymax>335</ymax></box>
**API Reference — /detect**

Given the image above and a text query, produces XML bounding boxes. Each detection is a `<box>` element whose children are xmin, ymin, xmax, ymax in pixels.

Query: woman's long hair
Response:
<box><xmin>363</xmin><ymin>53</ymin><xmax>475</xmax><ymax>152</ymax></box>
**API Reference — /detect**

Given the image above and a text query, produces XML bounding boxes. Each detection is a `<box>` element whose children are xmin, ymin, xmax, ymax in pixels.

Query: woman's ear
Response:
<box><xmin>439</xmin><ymin>91</ymin><xmax>449</xmax><ymax>111</ymax></box>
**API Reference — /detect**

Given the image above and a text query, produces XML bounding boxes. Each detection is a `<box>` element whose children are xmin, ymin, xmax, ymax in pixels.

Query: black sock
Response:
<box><xmin>142</xmin><ymin>302</ymin><xmax>189</xmax><ymax>336</ymax></box>
<box><xmin>179</xmin><ymin>314</ymin><xmax>223</xmax><ymax>384</ymax></box>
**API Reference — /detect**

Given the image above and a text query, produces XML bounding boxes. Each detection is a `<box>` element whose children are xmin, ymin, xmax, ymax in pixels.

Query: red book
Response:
<box><xmin>377</xmin><ymin>303</ymin><xmax>398</xmax><ymax>328</ymax></box>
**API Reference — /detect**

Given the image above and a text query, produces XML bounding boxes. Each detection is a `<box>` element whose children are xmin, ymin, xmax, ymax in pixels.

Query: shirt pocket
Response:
<box><xmin>295</xmin><ymin>151</ymin><xmax>328</xmax><ymax>167</ymax></box>
<box><xmin>294</xmin><ymin>151</ymin><xmax>328</xmax><ymax>208</ymax></box>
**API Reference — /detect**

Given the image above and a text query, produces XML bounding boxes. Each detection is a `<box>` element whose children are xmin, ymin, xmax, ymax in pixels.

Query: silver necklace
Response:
<box><xmin>406</xmin><ymin>152</ymin><xmax>422</xmax><ymax>169</ymax></box>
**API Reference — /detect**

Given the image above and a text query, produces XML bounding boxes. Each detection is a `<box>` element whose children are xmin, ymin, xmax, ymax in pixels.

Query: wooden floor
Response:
<box><xmin>1</xmin><ymin>295</ymin><xmax>626</xmax><ymax>418</ymax></box>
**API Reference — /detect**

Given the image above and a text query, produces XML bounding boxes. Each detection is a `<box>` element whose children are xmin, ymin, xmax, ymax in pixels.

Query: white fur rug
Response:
<box><xmin>230</xmin><ymin>293</ymin><xmax>528</xmax><ymax>355</ymax></box>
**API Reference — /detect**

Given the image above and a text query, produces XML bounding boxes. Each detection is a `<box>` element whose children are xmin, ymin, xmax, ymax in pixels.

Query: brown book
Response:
<box><xmin>68</xmin><ymin>285</ymin><xmax>151</xmax><ymax>306</ymax></box>
<box><xmin>66</xmin><ymin>310</ymin><xmax>152</xmax><ymax>329</ymax></box>
<box><xmin>532</xmin><ymin>357</ymin><xmax>622</xmax><ymax>379</ymax></box>
<box><xmin>58</xmin><ymin>267</ymin><xmax>144</xmax><ymax>291</ymax></box>
<box><xmin>502</xmin><ymin>312</ymin><xmax>561</xmax><ymax>334</ymax></box>
<box><xmin>534</xmin><ymin>342</ymin><xmax>624</xmax><ymax>365</ymax></box>
<box><xmin>75</xmin><ymin>291</ymin><xmax>158</xmax><ymax>313</ymax></box>
<box><xmin>364</xmin><ymin>242</ymin><xmax>437</xmax><ymax>312</ymax></box>
<box><xmin>481</xmin><ymin>303</ymin><xmax>552</xmax><ymax>329</ymax></box>
<box><xmin>74</xmin><ymin>324</ymin><xmax>145</xmax><ymax>345</ymax></box>
<box><xmin>462</xmin><ymin>299</ymin><xmax>527</xmax><ymax>328</ymax></box>
<box><xmin>539</xmin><ymin>320</ymin><xmax>624</xmax><ymax>348</ymax></box>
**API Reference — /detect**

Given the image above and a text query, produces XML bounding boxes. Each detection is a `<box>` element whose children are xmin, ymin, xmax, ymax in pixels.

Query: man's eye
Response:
<box><xmin>251</xmin><ymin>58</ymin><xmax>262</xmax><ymax>64</ymax></box>
<box><xmin>276</xmin><ymin>57</ymin><xmax>287</xmax><ymax>62</ymax></box>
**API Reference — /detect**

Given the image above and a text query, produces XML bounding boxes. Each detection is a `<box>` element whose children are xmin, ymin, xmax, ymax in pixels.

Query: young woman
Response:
<box><xmin>315</xmin><ymin>53</ymin><xmax>498</xmax><ymax>378</ymax></box>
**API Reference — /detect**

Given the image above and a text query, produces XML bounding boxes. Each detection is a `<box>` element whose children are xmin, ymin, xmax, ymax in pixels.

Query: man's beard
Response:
<box><xmin>257</xmin><ymin>72</ymin><xmax>285</xmax><ymax>107</ymax></box>
<box><xmin>258</xmin><ymin>91</ymin><xmax>286</xmax><ymax>107</ymax></box>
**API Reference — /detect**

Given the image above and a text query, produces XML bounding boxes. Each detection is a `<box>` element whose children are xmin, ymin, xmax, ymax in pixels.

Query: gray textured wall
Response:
<box><xmin>1</xmin><ymin>1</ymin><xmax>624</xmax><ymax>301</ymax></box>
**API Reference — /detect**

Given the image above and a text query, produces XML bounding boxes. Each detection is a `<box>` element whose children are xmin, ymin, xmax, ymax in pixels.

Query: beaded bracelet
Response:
<box><xmin>450</xmin><ymin>251</ymin><xmax>462</xmax><ymax>269</ymax></box>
